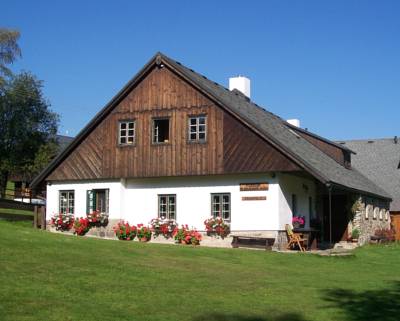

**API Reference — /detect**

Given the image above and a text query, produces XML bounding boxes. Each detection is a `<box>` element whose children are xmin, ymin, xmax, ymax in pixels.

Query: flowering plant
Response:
<box><xmin>50</xmin><ymin>213</ymin><xmax>74</xmax><ymax>231</ymax></box>
<box><xmin>136</xmin><ymin>224</ymin><xmax>152</xmax><ymax>241</ymax></box>
<box><xmin>113</xmin><ymin>221</ymin><xmax>137</xmax><ymax>240</ymax></box>
<box><xmin>87</xmin><ymin>211</ymin><xmax>109</xmax><ymax>227</ymax></box>
<box><xmin>173</xmin><ymin>225</ymin><xmax>202</xmax><ymax>245</ymax></box>
<box><xmin>204</xmin><ymin>216</ymin><xmax>230</xmax><ymax>238</ymax></box>
<box><xmin>292</xmin><ymin>216</ymin><xmax>305</xmax><ymax>227</ymax></box>
<box><xmin>150</xmin><ymin>217</ymin><xmax>177</xmax><ymax>238</ymax></box>
<box><xmin>73</xmin><ymin>217</ymin><xmax>90</xmax><ymax>236</ymax></box>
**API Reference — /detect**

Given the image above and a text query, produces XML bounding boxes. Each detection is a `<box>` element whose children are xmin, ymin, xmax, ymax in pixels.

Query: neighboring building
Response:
<box><xmin>9</xmin><ymin>135</ymin><xmax>74</xmax><ymax>202</ymax></box>
<box><xmin>31</xmin><ymin>53</ymin><xmax>391</xmax><ymax>246</ymax></box>
<box><xmin>339</xmin><ymin>137</ymin><xmax>400</xmax><ymax>239</ymax></box>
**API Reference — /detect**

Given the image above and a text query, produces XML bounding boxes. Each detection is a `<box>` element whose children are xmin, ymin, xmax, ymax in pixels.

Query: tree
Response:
<box><xmin>0</xmin><ymin>28</ymin><xmax>21</xmax><ymax>87</ymax></box>
<box><xmin>0</xmin><ymin>72</ymin><xmax>59</xmax><ymax>196</ymax></box>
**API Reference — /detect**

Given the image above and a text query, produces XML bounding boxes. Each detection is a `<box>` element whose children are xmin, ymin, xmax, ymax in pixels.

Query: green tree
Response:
<box><xmin>0</xmin><ymin>72</ymin><xmax>59</xmax><ymax>196</ymax></box>
<box><xmin>0</xmin><ymin>28</ymin><xmax>21</xmax><ymax>87</ymax></box>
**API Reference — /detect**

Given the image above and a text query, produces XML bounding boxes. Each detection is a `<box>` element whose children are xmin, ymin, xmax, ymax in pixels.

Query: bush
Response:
<box><xmin>173</xmin><ymin>225</ymin><xmax>202</xmax><ymax>245</ymax></box>
<box><xmin>50</xmin><ymin>213</ymin><xmax>74</xmax><ymax>231</ymax></box>
<box><xmin>113</xmin><ymin>221</ymin><xmax>137</xmax><ymax>240</ymax></box>
<box><xmin>149</xmin><ymin>217</ymin><xmax>176</xmax><ymax>239</ymax></box>
<box><xmin>87</xmin><ymin>211</ymin><xmax>109</xmax><ymax>227</ymax></box>
<box><xmin>137</xmin><ymin>224</ymin><xmax>152</xmax><ymax>241</ymax></box>
<box><xmin>73</xmin><ymin>217</ymin><xmax>90</xmax><ymax>236</ymax></box>
<box><xmin>204</xmin><ymin>217</ymin><xmax>230</xmax><ymax>238</ymax></box>
<box><xmin>351</xmin><ymin>228</ymin><xmax>360</xmax><ymax>239</ymax></box>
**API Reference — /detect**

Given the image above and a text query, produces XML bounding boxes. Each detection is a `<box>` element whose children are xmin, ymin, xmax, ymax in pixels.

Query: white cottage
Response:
<box><xmin>31</xmin><ymin>53</ymin><xmax>391</xmax><ymax>246</ymax></box>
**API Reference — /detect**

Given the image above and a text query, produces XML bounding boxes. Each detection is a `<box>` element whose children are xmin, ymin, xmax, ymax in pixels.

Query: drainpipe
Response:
<box><xmin>326</xmin><ymin>183</ymin><xmax>333</xmax><ymax>245</ymax></box>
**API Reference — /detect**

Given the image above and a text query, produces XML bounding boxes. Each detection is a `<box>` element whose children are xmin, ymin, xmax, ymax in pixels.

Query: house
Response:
<box><xmin>31</xmin><ymin>53</ymin><xmax>392</xmax><ymax>246</ymax></box>
<box><xmin>8</xmin><ymin>134</ymin><xmax>74</xmax><ymax>203</ymax></box>
<box><xmin>339</xmin><ymin>137</ymin><xmax>400</xmax><ymax>240</ymax></box>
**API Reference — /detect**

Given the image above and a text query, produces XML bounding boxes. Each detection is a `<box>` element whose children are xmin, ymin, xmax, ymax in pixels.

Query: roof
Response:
<box><xmin>56</xmin><ymin>135</ymin><xmax>74</xmax><ymax>153</ymax></box>
<box><xmin>338</xmin><ymin>138</ymin><xmax>400</xmax><ymax>211</ymax></box>
<box><xmin>30</xmin><ymin>52</ymin><xmax>392</xmax><ymax>200</ymax></box>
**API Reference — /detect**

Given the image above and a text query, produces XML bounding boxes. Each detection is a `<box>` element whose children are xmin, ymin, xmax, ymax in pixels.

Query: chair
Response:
<box><xmin>285</xmin><ymin>224</ymin><xmax>307</xmax><ymax>252</ymax></box>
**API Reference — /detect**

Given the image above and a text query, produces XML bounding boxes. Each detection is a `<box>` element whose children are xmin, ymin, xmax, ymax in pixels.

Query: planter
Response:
<box><xmin>139</xmin><ymin>237</ymin><xmax>150</xmax><ymax>242</ymax></box>
<box><xmin>293</xmin><ymin>222</ymin><xmax>304</xmax><ymax>229</ymax></box>
<box><xmin>352</xmin><ymin>239</ymin><xmax>358</xmax><ymax>243</ymax></box>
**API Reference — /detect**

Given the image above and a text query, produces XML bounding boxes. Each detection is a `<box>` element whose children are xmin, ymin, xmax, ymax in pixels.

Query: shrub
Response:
<box><xmin>87</xmin><ymin>211</ymin><xmax>109</xmax><ymax>227</ymax></box>
<box><xmin>137</xmin><ymin>224</ymin><xmax>152</xmax><ymax>241</ymax></box>
<box><xmin>50</xmin><ymin>213</ymin><xmax>74</xmax><ymax>231</ymax></box>
<box><xmin>173</xmin><ymin>225</ymin><xmax>202</xmax><ymax>245</ymax></box>
<box><xmin>292</xmin><ymin>216</ymin><xmax>305</xmax><ymax>227</ymax></box>
<box><xmin>113</xmin><ymin>221</ymin><xmax>137</xmax><ymax>240</ymax></box>
<box><xmin>150</xmin><ymin>217</ymin><xmax>177</xmax><ymax>239</ymax></box>
<box><xmin>204</xmin><ymin>216</ymin><xmax>230</xmax><ymax>238</ymax></box>
<box><xmin>351</xmin><ymin>228</ymin><xmax>360</xmax><ymax>239</ymax></box>
<box><xmin>374</xmin><ymin>228</ymin><xmax>395</xmax><ymax>242</ymax></box>
<box><xmin>73</xmin><ymin>217</ymin><xmax>90</xmax><ymax>236</ymax></box>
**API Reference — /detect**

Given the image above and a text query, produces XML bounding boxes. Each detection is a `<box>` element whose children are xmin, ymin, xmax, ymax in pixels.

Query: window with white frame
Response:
<box><xmin>59</xmin><ymin>190</ymin><xmax>74</xmax><ymax>214</ymax></box>
<box><xmin>211</xmin><ymin>193</ymin><xmax>230</xmax><ymax>221</ymax></box>
<box><xmin>373</xmin><ymin>206</ymin><xmax>379</xmax><ymax>219</ymax></box>
<box><xmin>365</xmin><ymin>204</ymin><xmax>372</xmax><ymax>219</ymax></box>
<box><xmin>158</xmin><ymin>194</ymin><xmax>176</xmax><ymax>220</ymax></box>
<box><xmin>119</xmin><ymin>120</ymin><xmax>135</xmax><ymax>145</ymax></box>
<box><xmin>188</xmin><ymin>115</ymin><xmax>207</xmax><ymax>142</ymax></box>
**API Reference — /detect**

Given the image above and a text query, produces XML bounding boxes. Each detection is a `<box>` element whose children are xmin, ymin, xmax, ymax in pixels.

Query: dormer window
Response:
<box><xmin>188</xmin><ymin>115</ymin><xmax>207</xmax><ymax>142</ymax></box>
<box><xmin>119</xmin><ymin>120</ymin><xmax>135</xmax><ymax>145</ymax></box>
<box><xmin>152</xmin><ymin>118</ymin><xmax>170</xmax><ymax>144</ymax></box>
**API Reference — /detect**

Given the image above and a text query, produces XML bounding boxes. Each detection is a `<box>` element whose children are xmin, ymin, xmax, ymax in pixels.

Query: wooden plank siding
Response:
<box><xmin>47</xmin><ymin>65</ymin><xmax>299</xmax><ymax>181</ymax></box>
<box><xmin>295</xmin><ymin>130</ymin><xmax>347</xmax><ymax>166</ymax></box>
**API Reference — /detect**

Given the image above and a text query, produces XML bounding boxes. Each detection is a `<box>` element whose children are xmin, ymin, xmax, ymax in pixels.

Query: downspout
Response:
<box><xmin>326</xmin><ymin>183</ymin><xmax>333</xmax><ymax>245</ymax></box>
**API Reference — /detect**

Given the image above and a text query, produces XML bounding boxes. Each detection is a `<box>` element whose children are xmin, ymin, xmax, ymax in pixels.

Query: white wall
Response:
<box><xmin>46</xmin><ymin>180</ymin><xmax>124</xmax><ymax>220</ymax></box>
<box><xmin>277</xmin><ymin>173</ymin><xmax>317</xmax><ymax>229</ymax></box>
<box><xmin>46</xmin><ymin>172</ymin><xmax>316</xmax><ymax>232</ymax></box>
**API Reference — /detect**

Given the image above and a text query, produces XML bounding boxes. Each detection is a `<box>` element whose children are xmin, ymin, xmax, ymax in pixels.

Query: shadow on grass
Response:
<box><xmin>192</xmin><ymin>312</ymin><xmax>307</xmax><ymax>321</ymax></box>
<box><xmin>323</xmin><ymin>281</ymin><xmax>400</xmax><ymax>321</ymax></box>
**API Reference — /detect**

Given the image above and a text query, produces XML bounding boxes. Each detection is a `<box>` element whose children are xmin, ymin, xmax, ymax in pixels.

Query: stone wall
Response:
<box><xmin>348</xmin><ymin>196</ymin><xmax>391</xmax><ymax>245</ymax></box>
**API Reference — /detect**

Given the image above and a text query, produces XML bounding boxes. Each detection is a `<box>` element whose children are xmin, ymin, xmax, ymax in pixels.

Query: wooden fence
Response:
<box><xmin>0</xmin><ymin>198</ymin><xmax>46</xmax><ymax>229</ymax></box>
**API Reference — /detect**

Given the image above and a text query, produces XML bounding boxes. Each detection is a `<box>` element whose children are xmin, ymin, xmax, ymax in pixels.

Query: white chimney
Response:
<box><xmin>287</xmin><ymin>119</ymin><xmax>300</xmax><ymax>128</ymax></box>
<box><xmin>229</xmin><ymin>76</ymin><xmax>251</xmax><ymax>98</ymax></box>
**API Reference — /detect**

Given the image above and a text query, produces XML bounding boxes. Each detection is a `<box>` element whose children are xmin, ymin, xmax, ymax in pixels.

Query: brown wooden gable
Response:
<box><xmin>47</xmin><ymin>65</ymin><xmax>300</xmax><ymax>181</ymax></box>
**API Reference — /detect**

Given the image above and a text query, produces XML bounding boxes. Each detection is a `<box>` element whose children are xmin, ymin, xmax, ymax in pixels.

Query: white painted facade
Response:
<box><xmin>46</xmin><ymin>173</ymin><xmax>316</xmax><ymax>232</ymax></box>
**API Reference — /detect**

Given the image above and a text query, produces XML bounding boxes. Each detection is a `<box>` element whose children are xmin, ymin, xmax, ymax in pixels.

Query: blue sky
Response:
<box><xmin>2</xmin><ymin>0</ymin><xmax>400</xmax><ymax>140</ymax></box>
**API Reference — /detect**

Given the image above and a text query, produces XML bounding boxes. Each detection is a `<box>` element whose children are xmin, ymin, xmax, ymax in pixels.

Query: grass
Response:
<box><xmin>0</xmin><ymin>208</ymin><xmax>34</xmax><ymax>216</ymax></box>
<box><xmin>0</xmin><ymin>221</ymin><xmax>399</xmax><ymax>321</ymax></box>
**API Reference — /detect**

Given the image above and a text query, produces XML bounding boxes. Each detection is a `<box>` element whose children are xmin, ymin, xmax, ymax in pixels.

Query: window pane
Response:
<box><xmin>199</xmin><ymin>132</ymin><xmax>206</xmax><ymax>140</ymax></box>
<box><xmin>120</xmin><ymin>137</ymin><xmax>126</xmax><ymax>144</ymax></box>
<box><xmin>120</xmin><ymin>123</ymin><xmax>126</xmax><ymax>129</ymax></box>
<box><xmin>120</xmin><ymin>129</ymin><xmax>126</xmax><ymax>136</ymax></box>
<box><xmin>128</xmin><ymin>122</ymin><xmax>134</xmax><ymax>129</ymax></box>
<box><xmin>199</xmin><ymin>125</ymin><xmax>206</xmax><ymax>132</ymax></box>
<box><xmin>199</xmin><ymin>117</ymin><xmax>206</xmax><ymax>125</ymax></box>
<box><xmin>190</xmin><ymin>118</ymin><xmax>197</xmax><ymax>125</ymax></box>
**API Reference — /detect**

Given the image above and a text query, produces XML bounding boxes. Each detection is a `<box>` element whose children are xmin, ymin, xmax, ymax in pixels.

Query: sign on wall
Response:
<box><xmin>239</xmin><ymin>182</ymin><xmax>269</xmax><ymax>191</ymax></box>
<box><xmin>241</xmin><ymin>196</ymin><xmax>267</xmax><ymax>201</ymax></box>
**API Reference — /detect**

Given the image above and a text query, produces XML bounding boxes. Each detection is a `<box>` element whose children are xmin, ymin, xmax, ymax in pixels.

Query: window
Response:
<box><xmin>385</xmin><ymin>209</ymin><xmax>389</xmax><ymax>221</ymax></box>
<box><xmin>153</xmin><ymin>118</ymin><xmax>170</xmax><ymax>143</ymax></box>
<box><xmin>158</xmin><ymin>194</ymin><xmax>176</xmax><ymax>220</ymax></box>
<box><xmin>365</xmin><ymin>204</ymin><xmax>372</xmax><ymax>219</ymax></box>
<box><xmin>59</xmin><ymin>190</ymin><xmax>74</xmax><ymax>214</ymax></box>
<box><xmin>211</xmin><ymin>193</ymin><xmax>230</xmax><ymax>221</ymax></box>
<box><xmin>188</xmin><ymin>115</ymin><xmax>207</xmax><ymax>142</ymax></box>
<box><xmin>87</xmin><ymin>189</ymin><xmax>109</xmax><ymax>214</ymax></box>
<box><xmin>119</xmin><ymin>121</ymin><xmax>135</xmax><ymax>145</ymax></box>
<box><xmin>379</xmin><ymin>208</ymin><xmax>384</xmax><ymax>220</ymax></box>
<box><xmin>373</xmin><ymin>206</ymin><xmax>379</xmax><ymax>219</ymax></box>
<box><xmin>291</xmin><ymin>194</ymin><xmax>297</xmax><ymax>216</ymax></box>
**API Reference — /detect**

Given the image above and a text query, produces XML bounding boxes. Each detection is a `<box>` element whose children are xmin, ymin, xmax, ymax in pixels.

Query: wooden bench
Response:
<box><xmin>231</xmin><ymin>235</ymin><xmax>275</xmax><ymax>250</ymax></box>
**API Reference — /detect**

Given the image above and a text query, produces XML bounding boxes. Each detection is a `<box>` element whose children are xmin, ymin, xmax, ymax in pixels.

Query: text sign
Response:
<box><xmin>240</xmin><ymin>182</ymin><xmax>269</xmax><ymax>191</ymax></box>
<box><xmin>241</xmin><ymin>196</ymin><xmax>267</xmax><ymax>201</ymax></box>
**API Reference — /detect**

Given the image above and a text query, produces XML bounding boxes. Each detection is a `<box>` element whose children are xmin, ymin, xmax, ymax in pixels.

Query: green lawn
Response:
<box><xmin>0</xmin><ymin>208</ymin><xmax>34</xmax><ymax>216</ymax></box>
<box><xmin>0</xmin><ymin>221</ymin><xmax>399</xmax><ymax>321</ymax></box>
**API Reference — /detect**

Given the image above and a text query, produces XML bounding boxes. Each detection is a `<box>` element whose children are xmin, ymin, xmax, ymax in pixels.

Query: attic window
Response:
<box><xmin>153</xmin><ymin>118</ymin><xmax>170</xmax><ymax>144</ymax></box>
<box><xmin>119</xmin><ymin>120</ymin><xmax>135</xmax><ymax>145</ymax></box>
<box><xmin>188</xmin><ymin>115</ymin><xmax>207</xmax><ymax>142</ymax></box>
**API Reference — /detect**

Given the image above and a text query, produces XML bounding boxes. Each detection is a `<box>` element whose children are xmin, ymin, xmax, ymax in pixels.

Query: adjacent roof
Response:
<box><xmin>338</xmin><ymin>138</ymin><xmax>400</xmax><ymax>211</ymax></box>
<box><xmin>30</xmin><ymin>53</ymin><xmax>392</xmax><ymax>200</ymax></box>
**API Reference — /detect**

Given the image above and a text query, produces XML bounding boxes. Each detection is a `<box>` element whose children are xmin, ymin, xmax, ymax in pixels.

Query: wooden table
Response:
<box><xmin>293</xmin><ymin>228</ymin><xmax>320</xmax><ymax>250</ymax></box>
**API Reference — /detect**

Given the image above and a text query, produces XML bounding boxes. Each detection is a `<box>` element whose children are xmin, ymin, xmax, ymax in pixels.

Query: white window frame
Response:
<box><xmin>59</xmin><ymin>190</ymin><xmax>74</xmax><ymax>214</ymax></box>
<box><xmin>211</xmin><ymin>193</ymin><xmax>231</xmax><ymax>222</ymax></box>
<box><xmin>188</xmin><ymin>115</ymin><xmax>207</xmax><ymax>142</ymax></box>
<box><xmin>158</xmin><ymin>194</ymin><xmax>176</xmax><ymax>220</ymax></box>
<box><xmin>119</xmin><ymin>120</ymin><xmax>135</xmax><ymax>145</ymax></box>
